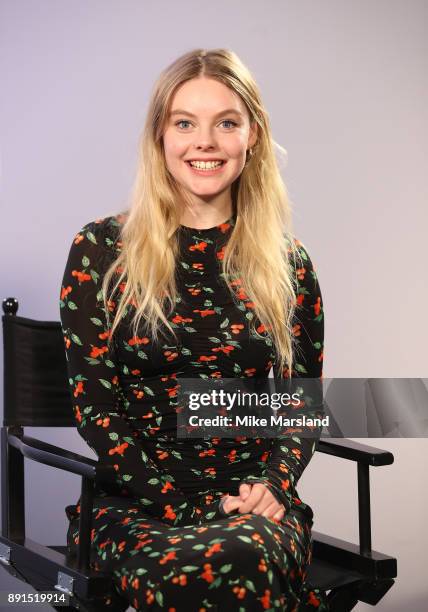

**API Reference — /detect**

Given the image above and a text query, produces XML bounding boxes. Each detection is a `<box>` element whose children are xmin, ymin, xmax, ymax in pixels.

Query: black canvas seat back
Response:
<box><xmin>2</xmin><ymin>309</ymin><xmax>73</xmax><ymax>428</ymax></box>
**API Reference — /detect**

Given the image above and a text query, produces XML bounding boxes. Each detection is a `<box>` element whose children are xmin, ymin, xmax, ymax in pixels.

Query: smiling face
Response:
<box><xmin>162</xmin><ymin>76</ymin><xmax>258</xmax><ymax>213</ymax></box>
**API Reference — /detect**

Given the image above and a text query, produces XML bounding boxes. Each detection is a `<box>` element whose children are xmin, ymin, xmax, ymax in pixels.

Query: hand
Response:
<box><xmin>219</xmin><ymin>489</ymin><xmax>246</xmax><ymax>515</ymax></box>
<box><xmin>220</xmin><ymin>483</ymin><xmax>285</xmax><ymax>521</ymax></box>
<box><xmin>237</xmin><ymin>483</ymin><xmax>285</xmax><ymax>521</ymax></box>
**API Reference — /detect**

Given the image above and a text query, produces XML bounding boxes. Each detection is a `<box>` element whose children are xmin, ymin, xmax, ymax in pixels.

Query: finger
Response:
<box><xmin>238</xmin><ymin>484</ymin><xmax>266</xmax><ymax>514</ymax></box>
<box><xmin>252</xmin><ymin>491</ymin><xmax>277</xmax><ymax>515</ymax></box>
<box><xmin>272</xmin><ymin>507</ymin><xmax>285</xmax><ymax>521</ymax></box>
<box><xmin>239</xmin><ymin>483</ymin><xmax>252</xmax><ymax>501</ymax></box>
<box><xmin>261</xmin><ymin>501</ymin><xmax>280</xmax><ymax>518</ymax></box>
<box><xmin>251</xmin><ymin>497</ymin><xmax>272</xmax><ymax>515</ymax></box>
<box><xmin>222</xmin><ymin>495</ymin><xmax>242</xmax><ymax>514</ymax></box>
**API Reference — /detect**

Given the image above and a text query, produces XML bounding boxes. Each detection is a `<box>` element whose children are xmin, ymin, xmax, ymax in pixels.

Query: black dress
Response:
<box><xmin>59</xmin><ymin>213</ymin><xmax>329</xmax><ymax>611</ymax></box>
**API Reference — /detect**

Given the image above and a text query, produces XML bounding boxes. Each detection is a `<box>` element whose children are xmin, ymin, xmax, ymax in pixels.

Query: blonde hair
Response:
<box><xmin>102</xmin><ymin>48</ymin><xmax>302</xmax><ymax>378</ymax></box>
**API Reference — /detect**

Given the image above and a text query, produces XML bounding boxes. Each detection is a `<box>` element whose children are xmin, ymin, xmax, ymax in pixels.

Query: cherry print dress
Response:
<box><xmin>59</xmin><ymin>213</ymin><xmax>329</xmax><ymax>611</ymax></box>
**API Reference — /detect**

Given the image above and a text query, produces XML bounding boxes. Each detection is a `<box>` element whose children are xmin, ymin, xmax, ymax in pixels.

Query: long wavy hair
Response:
<box><xmin>102</xmin><ymin>48</ymin><xmax>302</xmax><ymax>378</ymax></box>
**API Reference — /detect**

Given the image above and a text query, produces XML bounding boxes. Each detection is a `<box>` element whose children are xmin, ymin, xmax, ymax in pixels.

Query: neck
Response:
<box><xmin>179</xmin><ymin>204</ymin><xmax>234</xmax><ymax>230</ymax></box>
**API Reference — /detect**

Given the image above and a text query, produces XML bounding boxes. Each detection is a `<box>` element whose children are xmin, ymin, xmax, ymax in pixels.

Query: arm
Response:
<box><xmin>60</xmin><ymin>218</ymin><xmax>224</xmax><ymax>526</ymax></box>
<box><xmin>240</xmin><ymin>239</ymin><xmax>324</xmax><ymax>517</ymax></box>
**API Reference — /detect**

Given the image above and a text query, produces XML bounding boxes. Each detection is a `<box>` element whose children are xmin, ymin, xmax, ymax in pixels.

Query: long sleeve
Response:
<box><xmin>240</xmin><ymin>239</ymin><xmax>324</xmax><ymax>517</ymax></box>
<box><xmin>60</xmin><ymin>219</ymin><xmax>224</xmax><ymax>526</ymax></box>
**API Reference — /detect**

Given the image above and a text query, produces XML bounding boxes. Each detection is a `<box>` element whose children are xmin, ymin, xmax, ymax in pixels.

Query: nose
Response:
<box><xmin>194</xmin><ymin>126</ymin><xmax>218</xmax><ymax>151</ymax></box>
<box><xmin>196</xmin><ymin>142</ymin><xmax>215</xmax><ymax>151</ymax></box>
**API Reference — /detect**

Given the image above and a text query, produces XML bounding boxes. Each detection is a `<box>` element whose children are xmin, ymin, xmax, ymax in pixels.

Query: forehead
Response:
<box><xmin>168</xmin><ymin>77</ymin><xmax>247</xmax><ymax>117</ymax></box>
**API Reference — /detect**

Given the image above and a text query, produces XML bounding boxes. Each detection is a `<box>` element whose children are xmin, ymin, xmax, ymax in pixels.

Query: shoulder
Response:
<box><xmin>63</xmin><ymin>214</ymin><xmax>127</xmax><ymax>277</ymax></box>
<box><xmin>72</xmin><ymin>213</ymin><xmax>127</xmax><ymax>256</ymax></box>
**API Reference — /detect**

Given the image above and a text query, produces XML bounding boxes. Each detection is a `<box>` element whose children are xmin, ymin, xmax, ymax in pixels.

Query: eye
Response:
<box><xmin>175</xmin><ymin>120</ymin><xmax>192</xmax><ymax>129</ymax></box>
<box><xmin>220</xmin><ymin>120</ymin><xmax>238</xmax><ymax>129</ymax></box>
<box><xmin>174</xmin><ymin>119</ymin><xmax>238</xmax><ymax>130</ymax></box>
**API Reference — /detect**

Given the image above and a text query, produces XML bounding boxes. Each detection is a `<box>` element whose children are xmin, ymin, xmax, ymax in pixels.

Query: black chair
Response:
<box><xmin>0</xmin><ymin>297</ymin><xmax>397</xmax><ymax>611</ymax></box>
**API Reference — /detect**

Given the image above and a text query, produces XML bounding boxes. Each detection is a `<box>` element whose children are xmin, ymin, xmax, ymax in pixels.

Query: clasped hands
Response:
<box><xmin>220</xmin><ymin>482</ymin><xmax>285</xmax><ymax>521</ymax></box>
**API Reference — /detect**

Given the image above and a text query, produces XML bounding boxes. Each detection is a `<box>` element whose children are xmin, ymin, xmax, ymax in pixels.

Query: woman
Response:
<box><xmin>60</xmin><ymin>48</ymin><xmax>328</xmax><ymax>611</ymax></box>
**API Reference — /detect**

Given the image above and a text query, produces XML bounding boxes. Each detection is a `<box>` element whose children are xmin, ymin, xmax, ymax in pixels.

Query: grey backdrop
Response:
<box><xmin>1</xmin><ymin>1</ymin><xmax>427</xmax><ymax>610</ymax></box>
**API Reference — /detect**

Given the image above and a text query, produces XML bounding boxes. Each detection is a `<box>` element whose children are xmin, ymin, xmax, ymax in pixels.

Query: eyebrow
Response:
<box><xmin>169</xmin><ymin>108</ymin><xmax>244</xmax><ymax>118</ymax></box>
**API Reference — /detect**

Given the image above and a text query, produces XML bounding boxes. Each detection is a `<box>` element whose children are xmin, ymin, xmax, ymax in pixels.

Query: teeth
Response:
<box><xmin>189</xmin><ymin>160</ymin><xmax>224</xmax><ymax>169</ymax></box>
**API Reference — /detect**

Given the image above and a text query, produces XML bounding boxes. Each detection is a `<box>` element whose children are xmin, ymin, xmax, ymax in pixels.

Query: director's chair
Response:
<box><xmin>0</xmin><ymin>297</ymin><xmax>397</xmax><ymax>610</ymax></box>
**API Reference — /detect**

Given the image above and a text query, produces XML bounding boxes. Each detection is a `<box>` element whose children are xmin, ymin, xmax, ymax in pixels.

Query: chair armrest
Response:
<box><xmin>316</xmin><ymin>438</ymin><xmax>394</xmax><ymax>556</ymax></box>
<box><xmin>6</xmin><ymin>432</ymin><xmax>117</xmax><ymax>574</ymax></box>
<box><xmin>316</xmin><ymin>438</ymin><xmax>394</xmax><ymax>466</ymax></box>
<box><xmin>7</xmin><ymin>433</ymin><xmax>116</xmax><ymax>484</ymax></box>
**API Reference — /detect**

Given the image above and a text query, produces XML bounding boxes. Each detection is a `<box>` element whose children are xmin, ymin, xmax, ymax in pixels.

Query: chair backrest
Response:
<box><xmin>2</xmin><ymin>297</ymin><xmax>74</xmax><ymax>427</ymax></box>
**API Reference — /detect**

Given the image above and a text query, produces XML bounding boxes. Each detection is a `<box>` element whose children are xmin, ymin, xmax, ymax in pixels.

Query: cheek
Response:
<box><xmin>164</xmin><ymin>148</ymin><xmax>186</xmax><ymax>177</ymax></box>
<box><xmin>163</xmin><ymin>130</ymin><xmax>185</xmax><ymax>160</ymax></box>
<box><xmin>164</xmin><ymin>141</ymin><xmax>181</xmax><ymax>161</ymax></box>
<box><xmin>223</xmin><ymin>135</ymin><xmax>249</xmax><ymax>159</ymax></box>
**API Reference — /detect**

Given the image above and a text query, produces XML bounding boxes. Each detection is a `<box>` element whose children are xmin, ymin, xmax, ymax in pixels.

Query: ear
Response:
<box><xmin>248</xmin><ymin>120</ymin><xmax>258</xmax><ymax>149</ymax></box>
